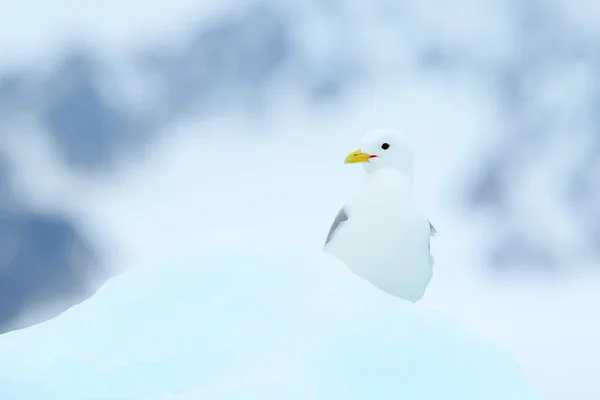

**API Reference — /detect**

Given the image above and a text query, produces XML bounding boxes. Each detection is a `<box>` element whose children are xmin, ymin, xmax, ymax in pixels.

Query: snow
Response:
<box><xmin>0</xmin><ymin>246</ymin><xmax>536</xmax><ymax>400</ymax></box>
<box><xmin>2</xmin><ymin>0</ymin><xmax>600</xmax><ymax>398</ymax></box>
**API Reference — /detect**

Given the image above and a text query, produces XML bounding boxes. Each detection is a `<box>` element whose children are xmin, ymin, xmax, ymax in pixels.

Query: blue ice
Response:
<box><xmin>0</xmin><ymin>247</ymin><xmax>537</xmax><ymax>400</ymax></box>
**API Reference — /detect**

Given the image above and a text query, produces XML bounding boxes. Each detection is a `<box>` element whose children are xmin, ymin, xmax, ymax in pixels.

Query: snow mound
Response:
<box><xmin>0</xmin><ymin>247</ymin><xmax>536</xmax><ymax>400</ymax></box>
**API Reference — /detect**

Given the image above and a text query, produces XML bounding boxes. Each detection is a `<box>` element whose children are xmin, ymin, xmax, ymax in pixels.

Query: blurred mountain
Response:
<box><xmin>467</xmin><ymin>1</ymin><xmax>600</xmax><ymax>270</ymax></box>
<box><xmin>0</xmin><ymin>157</ymin><xmax>101</xmax><ymax>334</ymax></box>
<box><xmin>0</xmin><ymin>4</ymin><xmax>307</xmax><ymax>333</ymax></box>
<box><xmin>0</xmin><ymin>5</ymin><xmax>296</xmax><ymax>171</ymax></box>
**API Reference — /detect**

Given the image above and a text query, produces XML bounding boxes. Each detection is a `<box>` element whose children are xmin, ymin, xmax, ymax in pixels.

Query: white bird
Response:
<box><xmin>324</xmin><ymin>128</ymin><xmax>436</xmax><ymax>302</ymax></box>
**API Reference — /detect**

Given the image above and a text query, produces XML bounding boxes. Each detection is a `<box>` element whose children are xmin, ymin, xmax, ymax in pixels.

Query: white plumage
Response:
<box><xmin>324</xmin><ymin>128</ymin><xmax>435</xmax><ymax>302</ymax></box>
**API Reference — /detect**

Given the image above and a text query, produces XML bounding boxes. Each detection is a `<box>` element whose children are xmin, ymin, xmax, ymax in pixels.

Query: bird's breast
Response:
<box><xmin>324</xmin><ymin>169</ymin><xmax>432</xmax><ymax>301</ymax></box>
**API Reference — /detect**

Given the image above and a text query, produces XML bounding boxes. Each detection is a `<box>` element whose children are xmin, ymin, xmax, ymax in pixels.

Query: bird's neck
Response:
<box><xmin>353</xmin><ymin>168</ymin><xmax>413</xmax><ymax>207</ymax></box>
<box><xmin>364</xmin><ymin>167</ymin><xmax>413</xmax><ymax>190</ymax></box>
<box><xmin>347</xmin><ymin>170</ymin><xmax>413</xmax><ymax>215</ymax></box>
<box><xmin>363</xmin><ymin>163</ymin><xmax>413</xmax><ymax>183</ymax></box>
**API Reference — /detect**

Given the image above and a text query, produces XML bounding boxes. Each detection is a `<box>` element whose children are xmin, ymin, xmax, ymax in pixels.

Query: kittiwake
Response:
<box><xmin>324</xmin><ymin>128</ymin><xmax>436</xmax><ymax>302</ymax></box>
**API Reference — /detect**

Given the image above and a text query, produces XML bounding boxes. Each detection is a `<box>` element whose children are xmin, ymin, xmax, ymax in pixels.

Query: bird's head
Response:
<box><xmin>344</xmin><ymin>128</ymin><xmax>414</xmax><ymax>175</ymax></box>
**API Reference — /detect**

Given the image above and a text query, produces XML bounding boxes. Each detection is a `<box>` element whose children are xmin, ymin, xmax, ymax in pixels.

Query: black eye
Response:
<box><xmin>381</xmin><ymin>143</ymin><xmax>390</xmax><ymax>150</ymax></box>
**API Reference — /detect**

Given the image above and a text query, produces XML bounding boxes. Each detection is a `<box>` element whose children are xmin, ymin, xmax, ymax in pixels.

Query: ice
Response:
<box><xmin>0</xmin><ymin>246</ymin><xmax>536</xmax><ymax>400</ymax></box>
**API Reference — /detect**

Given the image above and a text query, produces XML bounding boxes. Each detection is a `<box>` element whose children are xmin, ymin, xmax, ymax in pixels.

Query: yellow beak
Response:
<box><xmin>344</xmin><ymin>149</ymin><xmax>372</xmax><ymax>164</ymax></box>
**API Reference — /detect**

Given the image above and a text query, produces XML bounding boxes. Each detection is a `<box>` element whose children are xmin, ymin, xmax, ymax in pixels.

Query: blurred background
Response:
<box><xmin>1</xmin><ymin>0</ymin><xmax>599</xmax><ymax>399</ymax></box>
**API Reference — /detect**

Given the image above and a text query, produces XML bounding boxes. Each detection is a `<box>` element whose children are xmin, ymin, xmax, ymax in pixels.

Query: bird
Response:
<box><xmin>324</xmin><ymin>128</ymin><xmax>436</xmax><ymax>303</ymax></box>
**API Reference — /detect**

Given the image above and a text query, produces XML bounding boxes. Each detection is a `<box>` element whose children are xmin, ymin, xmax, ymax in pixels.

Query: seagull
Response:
<box><xmin>324</xmin><ymin>128</ymin><xmax>436</xmax><ymax>302</ymax></box>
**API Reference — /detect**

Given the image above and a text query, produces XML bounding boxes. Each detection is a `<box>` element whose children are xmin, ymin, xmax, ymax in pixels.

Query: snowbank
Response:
<box><xmin>0</xmin><ymin>247</ymin><xmax>536</xmax><ymax>400</ymax></box>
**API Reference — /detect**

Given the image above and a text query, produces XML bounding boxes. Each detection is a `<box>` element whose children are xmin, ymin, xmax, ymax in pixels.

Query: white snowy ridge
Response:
<box><xmin>0</xmin><ymin>247</ymin><xmax>536</xmax><ymax>400</ymax></box>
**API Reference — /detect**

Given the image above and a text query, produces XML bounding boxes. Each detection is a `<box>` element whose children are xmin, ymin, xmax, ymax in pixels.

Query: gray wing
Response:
<box><xmin>324</xmin><ymin>208</ymin><xmax>348</xmax><ymax>246</ymax></box>
<box><xmin>428</xmin><ymin>221</ymin><xmax>436</xmax><ymax>266</ymax></box>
